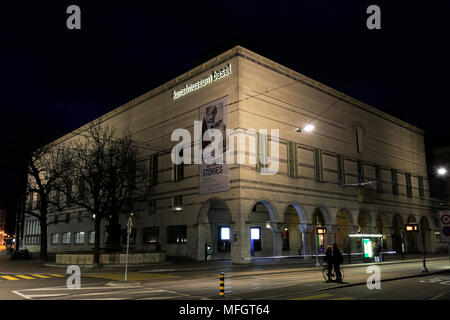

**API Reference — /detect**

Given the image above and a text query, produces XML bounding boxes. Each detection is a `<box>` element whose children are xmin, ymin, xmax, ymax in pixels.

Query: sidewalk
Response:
<box><xmin>1</xmin><ymin>251</ymin><xmax>448</xmax><ymax>276</ymax></box>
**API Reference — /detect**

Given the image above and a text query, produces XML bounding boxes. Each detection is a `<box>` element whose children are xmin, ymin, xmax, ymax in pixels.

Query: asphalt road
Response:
<box><xmin>1</xmin><ymin>258</ymin><xmax>449</xmax><ymax>300</ymax></box>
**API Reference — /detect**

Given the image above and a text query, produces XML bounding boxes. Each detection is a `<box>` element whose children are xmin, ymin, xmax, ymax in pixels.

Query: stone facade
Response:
<box><xmin>22</xmin><ymin>46</ymin><xmax>446</xmax><ymax>264</ymax></box>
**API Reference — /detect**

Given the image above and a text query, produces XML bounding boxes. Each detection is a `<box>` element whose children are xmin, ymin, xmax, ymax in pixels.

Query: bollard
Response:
<box><xmin>219</xmin><ymin>272</ymin><xmax>225</xmax><ymax>297</ymax></box>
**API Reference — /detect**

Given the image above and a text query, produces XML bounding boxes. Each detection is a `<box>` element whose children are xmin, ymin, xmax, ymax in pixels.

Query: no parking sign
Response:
<box><xmin>439</xmin><ymin>211</ymin><xmax>450</xmax><ymax>242</ymax></box>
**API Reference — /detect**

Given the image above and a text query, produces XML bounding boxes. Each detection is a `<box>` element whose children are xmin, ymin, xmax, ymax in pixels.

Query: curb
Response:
<box><xmin>316</xmin><ymin>268</ymin><xmax>450</xmax><ymax>292</ymax></box>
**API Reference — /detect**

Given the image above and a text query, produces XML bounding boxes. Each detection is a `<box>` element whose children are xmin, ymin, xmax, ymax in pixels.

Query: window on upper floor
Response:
<box><xmin>355</xmin><ymin>126</ymin><xmax>364</xmax><ymax>153</ymax></box>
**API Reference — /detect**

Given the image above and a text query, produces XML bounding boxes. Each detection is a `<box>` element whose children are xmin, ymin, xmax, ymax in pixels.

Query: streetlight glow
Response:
<box><xmin>304</xmin><ymin>124</ymin><xmax>315</xmax><ymax>132</ymax></box>
<box><xmin>437</xmin><ymin>167</ymin><xmax>447</xmax><ymax>176</ymax></box>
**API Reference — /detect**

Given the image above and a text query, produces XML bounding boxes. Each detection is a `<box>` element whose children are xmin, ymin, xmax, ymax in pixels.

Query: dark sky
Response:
<box><xmin>1</xmin><ymin>1</ymin><xmax>449</xmax><ymax>231</ymax></box>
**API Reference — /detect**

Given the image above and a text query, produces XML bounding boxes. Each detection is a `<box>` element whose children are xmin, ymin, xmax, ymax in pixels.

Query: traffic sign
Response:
<box><xmin>439</xmin><ymin>211</ymin><xmax>450</xmax><ymax>243</ymax></box>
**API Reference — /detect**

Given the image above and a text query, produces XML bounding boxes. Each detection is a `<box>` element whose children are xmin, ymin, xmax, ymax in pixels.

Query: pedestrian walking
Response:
<box><xmin>332</xmin><ymin>243</ymin><xmax>344</xmax><ymax>282</ymax></box>
<box><xmin>373</xmin><ymin>242</ymin><xmax>380</xmax><ymax>262</ymax></box>
<box><xmin>323</xmin><ymin>246</ymin><xmax>333</xmax><ymax>282</ymax></box>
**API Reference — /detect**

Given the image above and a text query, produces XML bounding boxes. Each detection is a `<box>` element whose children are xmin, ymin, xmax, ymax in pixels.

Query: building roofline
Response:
<box><xmin>51</xmin><ymin>45</ymin><xmax>424</xmax><ymax>146</ymax></box>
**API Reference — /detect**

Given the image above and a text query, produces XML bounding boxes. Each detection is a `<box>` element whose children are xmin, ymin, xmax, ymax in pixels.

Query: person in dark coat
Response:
<box><xmin>332</xmin><ymin>243</ymin><xmax>343</xmax><ymax>282</ymax></box>
<box><xmin>323</xmin><ymin>246</ymin><xmax>333</xmax><ymax>282</ymax></box>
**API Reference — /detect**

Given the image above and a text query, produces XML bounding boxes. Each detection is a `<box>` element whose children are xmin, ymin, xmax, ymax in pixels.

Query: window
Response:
<box><xmin>282</xmin><ymin>228</ymin><xmax>289</xmax><ymax>251</ymax></box>
<box><xmin>418</xmin><ymin>176</ymin><xmax>425</xmax><ymax>197</ymax></box>
<box><xmin>375</xmin><ymin>165</ymin><xmax>382</xmax><ymax>192</ymax></box>
<box><xmin>78</xmin><ymin>212</ymin><xmax>83</xmax><ymax>223</ymax></box>
<box><xmin>143</xmin><ymin>227</ymin><xmax>159</xmax><ymax>244</ymax></box>
<box><xmin>88</xmin><ymin>231</ymin><xmax>95</xmax><ymax>244</ymax></box>
<box><xmin>256</xmin><ymin>132</ymin><xmax>268</xmax><ymax>172</ymax></box>
<box><xmin>24</xmin><ymin>219</ymin><xmax>40</xmax><ymax>245</ymax></box>
<box><xmin>357</xmin><ymin>160</ymin><xmax>365</xmax><ymax>185</ymax></box>
<box><xmin>167</xmin><ymin>225</ymin><xmax>187</xmax><ymax>244</ymax></box>
<box><xmin>172</xmin><ymin>195</ymin><xmax>183</xmax><ymax>212</ymax></box>
<box><xmin>337</xmin><ymin>155</ymin><xmax>346</xmax><ymax>185</ymax></box>
<box><xmin>391</xmin><ymin>169</ymin><xmax>399</xmax><ymax>195</ymax></box>
<box><xmin>54</xmin><ymin>213</ymin><xmax>59</xmax><ymax>224</ymax></box>
<box><xmin>405</xmin><ymin>173</ymin><xmax>412</xmax><ymax>197</ymax></box>
<box><xmin>287</xmin><ymin>141</ymin><xmax>298</xmax><ymax>178</ymax></box>
<box><xmin>173</xmin><ymin>163</ymin><xmax>184</xmax><ymax>181</ymax></box>
<box><xmin>121</xmin><ymin>228</ymin><xmax>136</xmax><ymax>245</ymax></box>
<box><xmin>250</xmin><ymin>227</ymin><xmax>261</xmax><ymax>252</ymax></box>
<box><xmin>149</xmin><ymin>154</ymin><xmax>159</xmax><ymax>185</ymax></box>
<box><xmin>62</xmin><ymin>232</ymin><xmax>71</xmax><ymax>244</ymax></box>
<box><xmin>65</xmin><ymin>212</ymin><xmax>70</xmax><ymax>223</ymax></box>
<box><xmin>218</xmin><ymin>226</ymin><xmax>231</xmax><ymax>252</ymax></box>
<box><xmin>148</xmin><ymin>200</ymin><xmax>156</xmax><ymax>215</ymax></box>
<box><xmin>314</xmin><ymin>148</ymin><xmax>323</xmax><ymax>182</ymax></box>
<box><xmin>355</xmin><ymin>126</ymin><xmax>364</xmax><ymax>153</ymax></box>
<box><xmin>74</xmin><ymin>232</ymin><xmax>85</xmax><ymax>244</ymax></box>
<box><xmin>51</xmin><ymin>233</ymin><xmax>59</xmax><ymax>245</ymax></box>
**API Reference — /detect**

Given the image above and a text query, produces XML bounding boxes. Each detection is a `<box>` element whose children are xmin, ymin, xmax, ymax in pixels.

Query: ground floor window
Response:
<box><xmin>282</xmin><ymin>228</ymin><xmax>289</xmax><ymax>251</ymax></box>
<box><xmin>218</xmin><ymin>226</ymin><xmax>231</xmax><ymax>252</ymax></box>
<box><xmin>62</xmin><ymin>232</ymin><xmax>71</xmax><ymax>244</ymax></box>
<box><xmin>167</xmin><ymin>225</ymin><xmax>187</xmax><ymax>244</ymax></box>
<box><xmin>74</xmin><ymin>231</ymin><xmax>85</xmax><ymax>244</ymax></box>
<box><xmin>121</xmin><ymin>228</ymin><xmax>136</xmax><ymax>245</ymax></box>
<box><xmin>250</xmin><ymin>227</ymin><xmax>261</xmax><ymax>252</ymax></box>
<box><xmin>88</xmin><ymin>231</ymin><xmax>95</xmax><ymax>244</ymax></box>
<box><xmin>25</xmin><ymin>219</ymin><xmax>41</xmax><ymax>245</ymax></box>
<box><xmin>50</xmin><ymin>233</ymin><xmax>59</xmax><ymax>245</ymax></box>
<box><xmin>143</xmin><ymin>226</ymin><xmax>159</xmax><ymax>244</ymax></box>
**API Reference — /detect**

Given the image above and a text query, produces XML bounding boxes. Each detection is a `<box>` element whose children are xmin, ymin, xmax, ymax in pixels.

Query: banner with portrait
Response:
<box><xmin>199</xmin><ymin>96</ymin><xmax>230</xmax><ymax>195</ymax></box>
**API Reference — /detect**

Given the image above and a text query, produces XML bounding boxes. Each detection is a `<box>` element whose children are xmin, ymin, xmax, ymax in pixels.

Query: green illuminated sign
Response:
<box><xmin>363</xmin><ymin>238</ymin><xmax>373</xmax><ymax>258</ymax></box>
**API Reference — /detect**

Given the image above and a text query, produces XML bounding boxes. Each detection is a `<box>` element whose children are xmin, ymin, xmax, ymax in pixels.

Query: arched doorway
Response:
<box><xmin>420</xmin><ymin>216</ymin><xmax>432</xmax><ymax>253</ymax></box>
<box><xmin>283</xmin><ymin>204</ymin><xmax>307</xmax><ymax>256</ymax></box>
<box><xmin>357</xmin><ymin>210</ymin><xmax>372</xmax><ymax>233</ymax></box>
<box><xmin>376</xmin><ymin>213</ymin><xmax>388</xmax><ymax>250</ymax></box>
<box><xmin>336</xmin><ymin>209</ymin><xmax>353</xmax><ymax>253</ymax></box>
<box><xmin>406</xmin><ymin>215</ymin><xmax>419</xmax><ymax>253</ymax></box>
<box><xmin>198</xmin><ymin>199</ymin><xmax>232</xmax><ymax>260</ymax></box>
<box><xmin>392</xmin><ymin>214</ymin><xmax>403</xmax><ymax>253</ymax></box>
<box><xmin>312</xmin><ymin>208</ymin><xmax>328</xmax><ymax>254</ymax></box>
<box><xmin>248</xmin><ymin>200</ymin><xmax>277</xmax><ymax>257</ymax></box>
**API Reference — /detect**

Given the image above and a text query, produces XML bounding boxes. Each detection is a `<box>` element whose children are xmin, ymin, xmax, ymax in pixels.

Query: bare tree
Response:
<box><xmin>25</xmin><ymin>145</ymin><xmax>69</xmax><ymax>260</ymax></box>
<box><xmin>59</xmin><ymin>121</ymin><xmax>149</xmax><ymax>266</ymax></box>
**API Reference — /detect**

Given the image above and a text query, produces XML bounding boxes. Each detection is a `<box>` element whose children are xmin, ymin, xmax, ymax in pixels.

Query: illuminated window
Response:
<box><xmin>50</xmin><ymin>233</ymin><xmax>59</xmax><ymax>245</ymax></box>
<box><xmin>167</xmin><ymin>225</ymin><xmax>187</xmax><ymax>244</ymax></box>
<box><xmin>74</xmin><ymin>232</ymin><xmax>85</xmax><ymax>244</ymax></box>
<box><xmin>62</xmin><ymin>232</ymin><xmax>71</xmax><ymax>244</ymax></box>
<box><xmin>88</xmin><ymin>231</ymin><xmax>95</xmax><ymax>244</ymax></box>
<box><xmin>250</xmin><ymin>227</ymin><xmax>261</xmax><ymax>252</ymax></box>
<box><xmin>143</xmin><ymin>226</ymin><xmax>159</xmax><ymax>244</ymax></box>
<box><xmin>218</xmin><ymin>227</ymin><xmax>231</xmax><ymax>252</ymax></box>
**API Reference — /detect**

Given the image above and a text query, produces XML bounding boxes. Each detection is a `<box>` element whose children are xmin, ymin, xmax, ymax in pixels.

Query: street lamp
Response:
<box><xmin>438</xmin><ymin>167</ymin><xmax>447</xmax><ymax>176</ymax></box>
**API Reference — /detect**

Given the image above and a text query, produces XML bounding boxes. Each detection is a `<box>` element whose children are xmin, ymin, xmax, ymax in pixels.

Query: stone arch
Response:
<box><xmin>357</xmin><ymin>210</ymin><xmax>372</xmax><ymax>233</ymax></box>
<box><xmin>247</xmin><ymin>200</ymin><xmax>279</xmax><ymax>258</ymax></box>
<box><xmin>248</xmin><ymin>199</ymin><xmax>278</xmax><ymax>222</ymax></box>
<box><xmin>420</xmin><ymin>216</ymin><xmax>432</xmax><ymax>253</ymax></box>
<box><xmin>312</xmin><ymin>206</ymin><xmax>332</xmax><ymax>226</ymax></box>
<box><xmin>282</xmin><ymin>203</ymin><xmax>308</xmax><ymax>256</ymax></box>
<box><xmin>392</xmin><ymin>213</ymin><xmax>403</xmax><ymax>253</ymax></box>
<box><xmin>375</xmin><ymin>212</ymin><xmax>389</xmax><ymax>234</ymax></box>
<box><xmin>197</xmin><ymin>198</ymin><xmax>232</xmax><ymax>260</ymax></box>
<box><xmin>336</xmin><ymin>208</ymin><xmax>354</xmax><ymax>252</ymax></box>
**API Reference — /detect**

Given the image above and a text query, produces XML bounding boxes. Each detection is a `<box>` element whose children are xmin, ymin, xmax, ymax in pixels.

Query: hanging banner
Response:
<box><xmin>199</xmin><ymin>96</ymin><xmax>230</xmax><ymax>195</ymax></box>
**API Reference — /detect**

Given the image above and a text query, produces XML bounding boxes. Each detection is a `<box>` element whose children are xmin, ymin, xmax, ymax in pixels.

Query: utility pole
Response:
<box><xmin>124</xmin><ymin>212</ymin><xmax>134</xmax><ymax>282</ymax></box>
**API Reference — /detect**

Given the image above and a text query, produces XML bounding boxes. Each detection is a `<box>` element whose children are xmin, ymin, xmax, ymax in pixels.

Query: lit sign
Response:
<box><xmin>250</xmin><ymin>227</ymin><xmax>260</xmax><ymax>240</ymax></box>
<box><xmin>220</xmin><ymin>227</ymin><xmax>230</xmax><ymax>240</ymax></box>
<box><xmin>363</xmin><ymin>238</ymin><xmax>373</xmax><ymax>258</ymax></box>
<box><xmin>173</xmin><ymin>64</ymin><xmax>232</xmax><ymax>100</ymax></box>
<box><xmin>317</xmin><ymin>227</ymin><xmax>327</xmax><ymax>234</ymax></box>
<box><xmin>405</xmin><ymin>224</ymin><xmax>419</xmax><ymax>232</ymax></box>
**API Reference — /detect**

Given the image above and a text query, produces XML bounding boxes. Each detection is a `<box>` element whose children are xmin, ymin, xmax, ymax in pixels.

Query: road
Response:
<box><xmin>1</xmin><ymin>258</ymin><xmax>449</xmax><ymax>300</ymax></box>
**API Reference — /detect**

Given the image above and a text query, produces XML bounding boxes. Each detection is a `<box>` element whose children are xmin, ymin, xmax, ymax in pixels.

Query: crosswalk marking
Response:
<box><xmin>31</xmin><ymin>274</ymin><xmax>51</xmax><ymax>279</ymax></box>
<box><xmin>15</xmin><ymin>275</ymin><xmax>36</xmax><ymax>280</ymax></box>
<box><xmin>292</xmin><ymin>293</ymin><xmax>333</xmax><ymax>300</ymax></box>
<box><xmin>0</xmin><ymin>274</ymin><xmax>66</xmax><ymax>281</ymax></box>
<box><xmin>1</xmin><ymin>276</ymin><xmax>20</xmax><ymax>280</ymax></box>
<box><xmin>291</xmin><ymin>293</ymin><xmax>356</xmax><ymax>301</ymax></box>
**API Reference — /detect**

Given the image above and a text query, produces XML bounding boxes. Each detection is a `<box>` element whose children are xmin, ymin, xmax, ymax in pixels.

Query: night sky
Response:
<box><xmin>1</xmin><ymin>1</ymin><xmax>449</xmax><ymax>232</ymax></box>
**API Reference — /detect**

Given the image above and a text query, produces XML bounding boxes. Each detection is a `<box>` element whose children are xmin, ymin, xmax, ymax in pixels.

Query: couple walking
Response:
<box><xmin>324</xmin><ymin>243</ymin><xmax>344</xmax><ymax>283</ymax></box>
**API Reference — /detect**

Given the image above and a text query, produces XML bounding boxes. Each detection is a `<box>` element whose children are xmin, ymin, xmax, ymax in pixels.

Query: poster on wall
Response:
<box><xmin>199</xmin><ymin>96</ymin><xmax>230</xmax><ymax>195</ymax></box>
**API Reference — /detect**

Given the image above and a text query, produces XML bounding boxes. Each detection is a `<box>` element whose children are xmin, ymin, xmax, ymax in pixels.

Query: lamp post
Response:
<box><xmin>124</xmin><ymin>212</ymin><xmax>134</xmax><ymax>282</ymax></box>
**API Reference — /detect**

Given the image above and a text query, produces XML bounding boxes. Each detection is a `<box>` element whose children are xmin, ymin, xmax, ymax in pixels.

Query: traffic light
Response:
<box><xmin>405</xmin><ymin>223</ymin><xmax>419</xmax><ymax>232</ymax></box>
<box><xmin>317</xmin><ymin>227</ymin><xmax>327</xmax><ymax>234</ymax></box>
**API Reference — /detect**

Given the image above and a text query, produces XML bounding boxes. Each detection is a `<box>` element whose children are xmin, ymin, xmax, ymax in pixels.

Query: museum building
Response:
<box><xmin>22</xmin><ymin>46</ymin><xmax>446</xmax><ymax>263</ymax></box>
